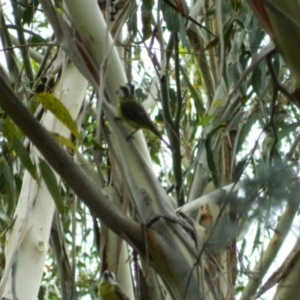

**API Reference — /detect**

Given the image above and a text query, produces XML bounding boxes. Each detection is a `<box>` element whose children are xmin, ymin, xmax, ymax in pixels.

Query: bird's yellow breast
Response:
<box><xmin>99</xmin><ymin>282</ymin><xmax>123</xmax><ymax>300</ymax></box>
<box><xmin>117</xmin><ymin>97</ymin><xmax>143</xmax><ymax>130</ymax></box>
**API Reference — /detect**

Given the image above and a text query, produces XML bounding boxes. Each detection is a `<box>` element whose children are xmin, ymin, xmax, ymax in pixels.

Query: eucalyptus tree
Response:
<box><xmin>0</xmin><ymin>0</ymin><xmax>300</xmax><ymax>299</ymax></box>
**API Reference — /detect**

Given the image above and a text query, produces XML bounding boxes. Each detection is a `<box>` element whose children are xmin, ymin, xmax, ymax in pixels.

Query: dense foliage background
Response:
<box><xmin>0</xmin><ymin>0</ymin><xmax>300</xmax><ymax>299</ymax></box>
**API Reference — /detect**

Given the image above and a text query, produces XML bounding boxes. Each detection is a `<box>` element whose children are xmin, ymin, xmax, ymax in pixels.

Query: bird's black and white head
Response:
<box><xmin>117</xmin><ymin>83</ymin><xmax>135</xmax><ymax>98</ymax></box>
<box><xmin>101</xmin><ymin>270</ymin><xmax>117</xmax><ymax>285</ymax></box>
<box><xmin>99</xmin><ymin>270</ymin><xmax>130</xmax><ymax>300</ymax></box>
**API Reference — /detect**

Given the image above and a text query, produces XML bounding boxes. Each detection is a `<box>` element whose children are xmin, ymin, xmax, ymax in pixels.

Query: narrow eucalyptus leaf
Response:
<box><xmin>39</xmin><ymin>159</ymin><xmax>64</xmax><ymax>214</ymax></box>
<box><xmin>11</xmin><ymin>138</ymin><xmax>37</xmax><ymax>180</ymax></box>
<box><xmin>35</xmin><ymin>92</ymin><xmax>79</xmax><ymax>138</ymax></box>
<box><xmin>2</xmin><ymin>159</ymin><xmax>16</xmax><ymax>215</ymax></box>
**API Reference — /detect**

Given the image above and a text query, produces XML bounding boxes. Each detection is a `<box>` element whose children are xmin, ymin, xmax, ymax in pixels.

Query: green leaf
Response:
<box><xmin>251</xmin><ymin>65</ymin><xmax>262</xmax><ymax>97</ymax></box>
<box><xmin>22</xmin><ymin>0</ymin><xmax>39</xmax><ymax>25</ymax></box>
<box><xmin>277</xmin><ymin>122</ymin><xmax>300</xmax><ymax>141</ymax></box>
<box><xmin>11</xmin><ymin>138</ymin><xmax>37</xmax><ymax>180</ymax></box>
<box><xmin>235</xmin><ymin>111</ymin><xmax>259</xmax><ymax>154</ymax></box>
<box><xmin>230</xmin><ymin>0</ymin><xmax>242</xmax><ymax>11</ymax></box>
<box><xmin>179</xmin><ymin>16</ymin><xmax>189</xmax><ymax>48</ymax></box>
<box><xmin>39</xmin><ymin>159</ymin><xmax>64</xmax><ymax>214</ymax></box>
<box><xmin>2</xmin><ymin>159</ymin><xmax>16</xmax><ymax>215</ymax></box>
<box><xmin>233</xmin><ymin>157</ymin><xmax>248</xmax><ymax>182</ymax></box>
<box><xmin>141</xmin><ymin>0</ymin><xmax>153</xmax><ymax>40</ymax></box>
<box><xmin>161</xmin><ymin>0</ymin><xmax>180</xmax><ymax>31</ymax></box>
<box><xmin>0</xmin><ymin>118</ymin><xmax>21</xmax><ymax>139</ymax></box>
<box><xmin>0</xmin><ymin>119</ymin><xmax>37</xmax><ymax>180</ymax></box>
<box><xmin>52</xmin><ymin>132</ymin><xmax>78</xmax><ymax>153</ymax></box>
<box><xmin>34</xmin><ymin>92</ymin><xmax>79</xmax><ymax>138</ymax></box>
<box><xmin>224</xmin><ymin>20</ymin><xmax>234</xmax><ymax>51</ymax></box>
<box><xmin>205</xmin><ymin>124</ymin><xmax>226</xmax><ymax>188</ymax></box>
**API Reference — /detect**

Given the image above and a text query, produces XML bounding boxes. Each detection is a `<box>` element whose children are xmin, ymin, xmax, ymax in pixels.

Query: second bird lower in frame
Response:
<box><xmin>98</xmin><ymin>270</ymin><xmax>130</xmax><ymax>300</ymax></box>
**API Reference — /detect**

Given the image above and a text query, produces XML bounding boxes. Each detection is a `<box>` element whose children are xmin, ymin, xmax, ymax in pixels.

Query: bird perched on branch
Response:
<box><xmin>116</xmin><ymin>83</ymin><xmax>171</xmax><ymax>149</ymax></box>
<box><xmin>98</xmin><ymin>270</ymin><xmax>130</xmax><ymax>300</ymax></box>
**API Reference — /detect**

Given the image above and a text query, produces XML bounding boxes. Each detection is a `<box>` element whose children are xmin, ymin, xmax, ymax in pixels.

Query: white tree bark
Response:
<box><xmin>0</xmin><ymin>62</ymin><xmax>88</xmax><ymax>299</ymax></box>
<box><xmin>60</xmin><ymin>1</ymin><xmax>211</xmax><ymax>299</ymax></box>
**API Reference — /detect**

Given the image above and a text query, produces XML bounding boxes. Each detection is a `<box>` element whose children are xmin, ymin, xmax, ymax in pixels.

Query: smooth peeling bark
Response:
<box><xmin>0</xmin><ymin>63</ymin><xmax>88</xmax><ymax>299</ymax></box>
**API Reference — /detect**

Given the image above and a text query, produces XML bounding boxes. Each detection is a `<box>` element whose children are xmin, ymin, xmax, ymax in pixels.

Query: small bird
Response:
<box><xmin>99</xmin><ymin>270</ymin><xmax>130</xmax><ymax>300</ymax></box>
<box><xmin>116</xmin><ymin>83</ymin><xmax>171</xmax><ymax>149</ymax></box>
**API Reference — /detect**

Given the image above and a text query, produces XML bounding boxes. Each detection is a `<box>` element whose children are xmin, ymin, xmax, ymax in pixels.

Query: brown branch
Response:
<box><xmin>0</xmin><ymin>72</ymin><xmax>145</xmax><ymax>253</ymax></box>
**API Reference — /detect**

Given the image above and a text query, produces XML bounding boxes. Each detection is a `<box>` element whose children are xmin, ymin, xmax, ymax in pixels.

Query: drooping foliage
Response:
<box><xmin>0</xmin><ymin>1</ymin><xmax>300</xmax><ymax>299</ymax></box>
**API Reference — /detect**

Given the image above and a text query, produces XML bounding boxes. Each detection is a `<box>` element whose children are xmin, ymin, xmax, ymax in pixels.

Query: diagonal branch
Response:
<box><xmin>0</xmin><ymin>72</ymin><xmax>145</xmax><ymax>251</ymax></box>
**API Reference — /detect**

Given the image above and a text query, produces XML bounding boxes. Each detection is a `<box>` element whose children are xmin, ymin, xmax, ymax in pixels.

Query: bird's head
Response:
<box><xmin>117</xmin><ymin>83</ymin><xmax>135</xmax><ymax>98</ymax></box>
<box><xmin>100</xmin><ymin>270</ymin><xmax>117</xmax><ymax>285</ymax></box>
